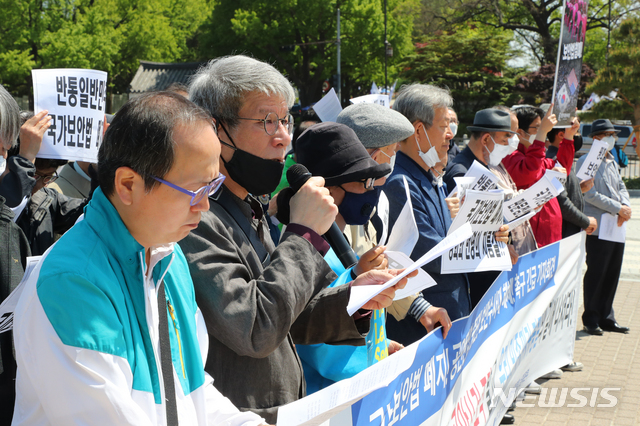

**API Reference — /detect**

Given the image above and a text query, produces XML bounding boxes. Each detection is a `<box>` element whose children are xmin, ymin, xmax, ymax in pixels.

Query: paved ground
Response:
<box><xmin>512</xmin><ymin>192</ymin><xmax>640</xmax><ymax>426</ymax></box>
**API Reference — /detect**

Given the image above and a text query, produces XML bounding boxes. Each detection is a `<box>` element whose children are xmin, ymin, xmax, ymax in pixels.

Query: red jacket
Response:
<box><xmin>502</xmin><ymin>139</ymin><xmax>575</xmax><ymax>247</ymax></box>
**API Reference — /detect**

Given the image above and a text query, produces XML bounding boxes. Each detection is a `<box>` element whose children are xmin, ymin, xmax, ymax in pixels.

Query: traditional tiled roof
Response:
<box><xmin>128</xmin><ymin>60</ymin><xmax>206</xmax><ymax>94</ymax></box>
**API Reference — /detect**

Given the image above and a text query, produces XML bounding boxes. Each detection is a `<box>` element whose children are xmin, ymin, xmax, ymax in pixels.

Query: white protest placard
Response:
<box><xmin>384</xmin><ymin>177</ymin><xmax>418</xmax><ymax>256</ymax></box>
<box><xmin>349</xmin><ymin>94</ymin><xmax>390</xmax><ymax>108</ymax></box>
<box><xmin>32</xmin><ymin>69</ymin><xmax>107</xmax><ymax>162</ymax></box>
<box><xmin>0</xmin><ymin>256</ymin><xmax>42</xmax><ymax>334</ymax></box>
<box><xmin>312</xmin><ymin>88</ymin><xmax>342</xmax><ymax>122</ymax></box>
<box><xmin>504</xmin><ymin>210</ymin><xmax>536</xmax><ymax>231</ymax></box>
<box><xmin>598</xmin><ymin>212</ymin><xmax>626</xmax><ymax>243</ymax></box>
<box><xmin>442</xmin><ymin>190</ymin><xmax>511</xmax><ymax>274</ymax></box>
<box><xmin>503</xmin><ymin>175</ymin><xmax>564</xmax><ymax>222</ymax></box>
<box><xmin>464</xmin><ymin>160</ymin><xmax>501</xmax><ymax>191</ymax></box>
<box><xmin>576</xmin><ymin>139</ymin><xmax>608</xmax><ymax>181</ymax></box>
<box><xmin>346</xmin><ymin>223</ymin><xmax>473</xmax><ymax>315</ymax></box>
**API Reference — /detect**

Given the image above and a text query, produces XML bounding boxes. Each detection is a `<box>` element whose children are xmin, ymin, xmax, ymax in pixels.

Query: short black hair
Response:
<box><xmin>513</xmin><ymin>106</ymin><xmax>544</xmax><ymax>132</ymax></box>
<box><xmin>98</xmin><ymin>91</ymin><xmax>212</xmax><ymax>196</ymax></box>
<box><xmin>547</xmin><ymin>128</ymin><xmax>564</xmax><ymax>143</ymax></box>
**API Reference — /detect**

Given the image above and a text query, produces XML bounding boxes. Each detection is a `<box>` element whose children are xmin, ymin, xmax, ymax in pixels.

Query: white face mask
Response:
<box><xmin>486</xmin><ymin>136</ymin><xmax>514</xmax><ymax>167</ymax></box>
<box><xmin>417</xmin><ymin>126</ymin><xmax>441</xmax><ymax>168</ymax></box>
<box><xmin>450</xmin><ymin>123</ymin><xmax>458</xmax><ymax>138</ymax></box>
<box><xmin>508</xmin><ymin>134</ymin><xmax>519</xmax><ymax>150</ymax></box>
<box><xmin>0</xmin><ymin>156</ymin><xmax>5</xmax><ymax>175</ymax></box>
<box><xmin>375</xmin><ymin>149</ymin><xmax>396</xmax><ymax>176</ymax></box>
<box><xmin>601</xmin><ymin>135</ymin><xmax>616</xmax><ymax>151</ymax></box>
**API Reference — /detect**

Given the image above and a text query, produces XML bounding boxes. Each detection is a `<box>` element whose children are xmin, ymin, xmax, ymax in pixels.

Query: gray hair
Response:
<box><xmin>189</xmin><ymin>55</ymin><xmax>296</xmax><ymax>129</ymax></box>
<box><xmin>0</xmin><ymin>84</ymin><xmax>21</xmax><ymax>149</ymax></box>
<box><xmin>392</xmin><ymin>84</ymin><xmax>452</xmax><ymax>128</ymax></box>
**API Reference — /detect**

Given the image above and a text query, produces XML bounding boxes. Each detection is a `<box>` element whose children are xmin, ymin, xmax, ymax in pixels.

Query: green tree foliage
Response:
<box><xmin>0</xmin><ymin>0</ymin><xmax>208</xmax><ymax>97</ymax></box>
<box><xmin>400</xmin><ymin>25</ymin><xmax>519</xmax><ymax>131</ymax></box>
<box><xmin>196</xmin><ymin>0</ymin><xmax>417</xmax><ymax>106</ymax></box>
<box><xmin>419</xmin><ymin>0</ymin><xmax>640</xmax><ymax>68</ymax></box>
<box><xmin>586</xmin><ymin>17</ymin><xmax>640</xmax><ymax>125</ymax></box>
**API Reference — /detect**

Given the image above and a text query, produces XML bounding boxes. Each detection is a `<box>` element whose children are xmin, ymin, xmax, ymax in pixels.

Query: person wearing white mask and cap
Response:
<box><xmin>576</xmin><ymin>118</ymin><xmax>631</xmax><ymax>336</ymax></box>
<box><xmin>336</xmin><ymin>102</ymin><xmax>452</xmax><ymax>342</ymax></box>
<box><xmin>443</xmin><ymin>108</ymin><xmax>514</xmax><ymax>308</ymax></box>
<box><xmin>384</xmin><ymin>84</ymin><xmax>509</xmax><ymax>346</ymax></box>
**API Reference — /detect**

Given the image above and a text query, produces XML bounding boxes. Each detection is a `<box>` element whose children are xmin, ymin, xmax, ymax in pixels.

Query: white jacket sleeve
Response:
<box><xmin>13</xmin><ymin>279</ymin><xmax>154</xmax><ymax>426</ymax></box>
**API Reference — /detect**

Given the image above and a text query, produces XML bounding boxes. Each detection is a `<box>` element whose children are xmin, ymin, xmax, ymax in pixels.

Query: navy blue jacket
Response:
<box><xmin>383</xmin><ymin>152</ymin><xmax>471</xmax><ymax>345</ymax></box>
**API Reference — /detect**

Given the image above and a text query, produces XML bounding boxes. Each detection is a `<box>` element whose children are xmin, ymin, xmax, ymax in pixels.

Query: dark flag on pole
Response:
<box><xmin>551</xmin><ymin>0</ymin><xmax>589</xmax><ymax>127</ymax></box>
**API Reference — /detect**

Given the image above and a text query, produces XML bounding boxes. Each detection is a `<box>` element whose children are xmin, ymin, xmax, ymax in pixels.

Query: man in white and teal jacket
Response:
<box><xmin>12</xmin><ymin>92</ymin><xmax>267</xmax><ymax>425</ymax></box>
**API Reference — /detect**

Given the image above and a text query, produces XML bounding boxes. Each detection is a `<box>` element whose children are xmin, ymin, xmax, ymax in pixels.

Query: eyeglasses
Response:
<box><xmin>237</xmin><ymin>112</ymin><xmax>294</xmax><ymax>136</ymax></box>
<box><xmin>360</xmin><ymin>177</ymin><xmax>375</xmax><ymax>190</ymax></box>
<box><xmin>35</xmin><ymin>171</ymin><xmax>59</xmax><ymax>185</ymax></box>
<box><xmin>151</xmin><ymin>174</ymin><xmax>226</xmax><ymax>206</ymax></box>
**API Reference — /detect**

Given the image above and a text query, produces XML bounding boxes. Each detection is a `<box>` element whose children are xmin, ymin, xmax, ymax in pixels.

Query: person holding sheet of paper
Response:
<box><xmin>293</xmin><ymin>122</ymin><xmax>426</xmax><ymax>394</ymax></box>
<box><xmin>383</xmin><ymin>84</ymin><xmax>473</xmax><ymax>345</ymax></box>
<box><xmin>443</xmin><ymin>108</ymin><xmax>515</xmax><ymax>307</ymax></box>
<box><xmin>336</xmin><ymin>102</ymin><xmax>451</xmax><ymax>332</ymax></box>
<box><xmin>576</xmin><ymin>119</ymin><xmax>631</xmax><ymax>335</ymax></box>
<box><xmin>488</xmin><ymin>106</ymin><xmax>538</xmax><ymax>257</ymax></box>
<box><xmin>181</xmin><ymin>55</ymin><xmax>409</xmax><ymax>424</ymax></box>
<box><xmin>12</xmin><ymin>92</ymin><xmax>270</xmax><ymax>426</ymax></box>
<box><xmin>503</xmin><ymin>105</ymin><xmax>575</xmax><ymax>247</ymax></box>
<box><xmin>546</xmin><ymin>123</ymin><xmax>597</xmax><ymax>237</ymax></box>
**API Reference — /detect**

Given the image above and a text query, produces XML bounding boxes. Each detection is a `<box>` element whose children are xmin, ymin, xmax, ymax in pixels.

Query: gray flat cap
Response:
<box><xmin>337</xmin><ymin>103</ymin><xmax>415</xmax><ymax>149</ymax></box>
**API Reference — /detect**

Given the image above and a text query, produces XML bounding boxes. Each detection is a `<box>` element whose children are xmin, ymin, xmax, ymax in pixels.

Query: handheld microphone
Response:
<box><xmin>286</xmin><ymin>164</ymin><xmax>358</xmax><ymax>269</ymax></box>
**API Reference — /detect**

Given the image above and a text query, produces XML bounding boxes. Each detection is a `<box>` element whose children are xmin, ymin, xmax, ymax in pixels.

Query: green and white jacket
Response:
<box><xmin>12</xmin><ymin>188</ymin><xmax>263</xmax><ymax>426</ymax></box>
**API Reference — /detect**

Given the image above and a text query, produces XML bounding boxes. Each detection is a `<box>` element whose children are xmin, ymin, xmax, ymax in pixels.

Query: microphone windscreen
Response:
<box><xmin>287</xmin><ymin>164</ymin><xmax>312</xmax><ymax>192</ymax></box>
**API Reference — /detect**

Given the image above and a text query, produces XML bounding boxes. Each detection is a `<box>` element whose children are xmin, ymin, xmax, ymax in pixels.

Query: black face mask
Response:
<box><xmin>338</xmin><ymin>187</ymin><xmax>381</xmax><ymax>225</ymax></box>
<box><xmin>218</xmin><ymin>122</ymin><xmax>284</xmax><ymax>196</ymax></box>
<box><xmin>573</xmin><ymin>134</ymin><xmax>583</xmax><ymax>152</ymax></box>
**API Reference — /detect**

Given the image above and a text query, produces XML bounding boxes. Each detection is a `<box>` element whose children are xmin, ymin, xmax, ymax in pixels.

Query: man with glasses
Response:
<box><xmin>13</xmin><ymin>92</ymin><xmax>268</xmax><ymax>425</ymax></box>
<box><xmin>182</xmin><ymin>55</ymin><xmax>408</xmax><ymax>423</ymax></box>
<box><xmin>0</xmin><ymin>110</ymin><xmax>86</xmax><ymax>255</ymax></box>
<box><xmin>576</xmin><ymin>119</ymin><xmax>631</xmax><ymax>335</ymax></box>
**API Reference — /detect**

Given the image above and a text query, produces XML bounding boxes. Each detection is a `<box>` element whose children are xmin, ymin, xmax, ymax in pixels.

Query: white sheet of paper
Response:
<box><xmin>503</xmin><ymin>175</ymin><xmax>564</xmax><ymax>222</ymax></box>
<box><xmin>504</xmin><ymin>210</ymin><xmax>536</xmax><ymax>230</ymax></box>
<box><xmin>32</xmin><ymin>68</ymin><xmax>107</xmax><ymax>162</ymax></box>
<box><xmin>276</xmin><ymin>331</ymin><xmax>420</xmax><ymax>426</ymax></box>
<box><xmin>442</xmin><ymin>190</ymin><xmax>511</xmax><ymax>273</ymax></box>
<box><xmin>545</xmin><ymin>167</ymin><xmax>567</xmax><ymax>187</ymax></box>
<box><xmin>464</xmin><ymin>161</ymin><xmax>501</xmax><ymax>191</ymax></box>
<box><xmin>447</xmin><ymin>176</ymin><xmax>475</xmax><ymax>199</ymax></box>
<box><xmin>384</xmin><ymin>176</ymin><xmax>418</xmax><ymax>256</ymax></box>
<box><xmin>385</xmin><ymin>251</ymin><xmax>437</xmax><ymax>300</ymax></box>
<box><xmin>576</xmin><ymin>139</ymin><xmax>609</xmax><ymax>181</ymax></box>
<box><xmin>346</xmin><ymin>223</ymin><xmax>473</xmax><ymax>315</ymax></box>
<box><xmin>312</xmin><ymin>88</ymin><xmax>342</xmax><ymax>122</ymax></box>
<box><xmin>10</xmin><ymin>196</ymin><xmax>29</xmax><ymax>222</ymax></box>
<box><xmin>598</xmin><ymin>213</ymin><xmax>626</xmax><ymax>243</ymax></box>
<box><xmin>349</xmin><ymin>94</ymin><xmax>390</xmax><ymax>108</ymax></box>
<box><xmin>376</xmin><ymin>191</ymin><xmax>390</xmax><ymax>247</ymax></box>
<box><xmin>0</xmin><ymin>256</ymin><xmax>42</xmax><ymax>334</ymax></box>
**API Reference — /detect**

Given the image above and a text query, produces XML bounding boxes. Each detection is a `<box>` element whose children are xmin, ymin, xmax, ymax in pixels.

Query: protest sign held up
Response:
<box><xmin>551</xmin><ymin>0</ymin><xmax>589</xmax><ymax>126</ymax></box>
<box><xmin>32</xmin><ymin>68</ymin><xmax>108</xmax><ymax>163</ymax></box>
